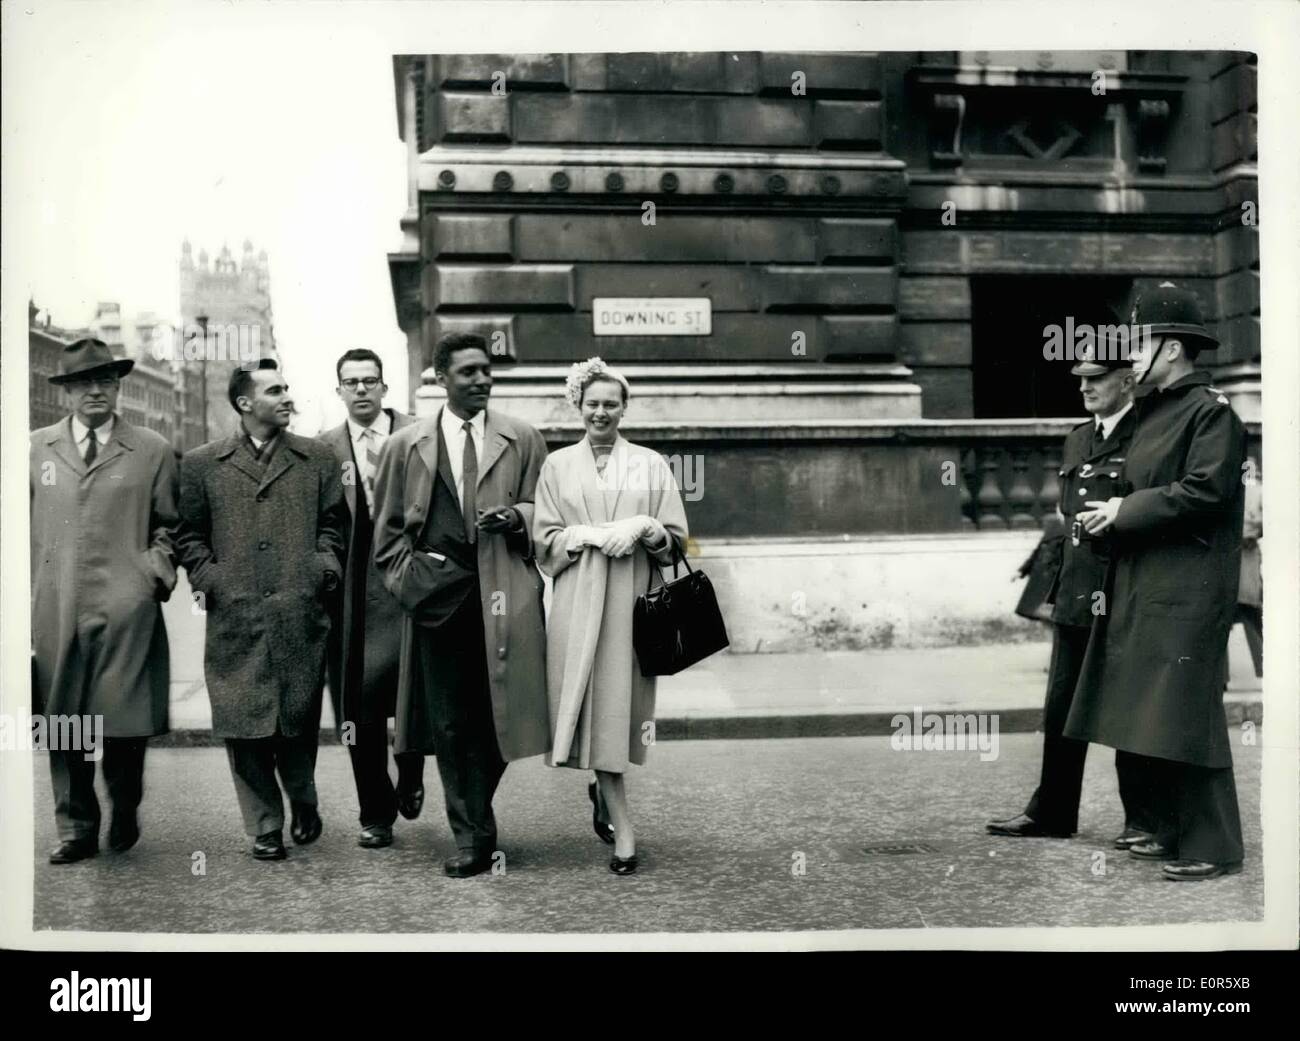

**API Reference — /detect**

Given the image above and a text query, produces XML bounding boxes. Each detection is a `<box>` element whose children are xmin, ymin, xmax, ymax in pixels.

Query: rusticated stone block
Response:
<box><xmin>758</xmin><ymin>52</ymin><xmax>882</xmax><ymax>95</ymax></box>
<box><xmin>427</xmin><ymin>215</ymin><xmax>515</xmax><ymax>259</ymax></box>
<box><xmin>903</xmin><ymin>231</ymin><xmax>1217</xmax><ymax>276</ymax></box>
<box><xmin>508</xmin><ymin>313</ymin><xmax>840</xmax><ymax>362</ymax></box>
<box><xmin>821</xmin><ymin>316</ymin><xmax>898</xmax><ymax>360</ymax></box>
<box><xmin>431</xmin><ymin>315</ymin><xmax>517</xmax><ymax>361</ymax></box>
<box><xmin>1212</xmin><ymin>111</ymin><xmax>1257</xmax><ymax>170</ymax></box>
<box><xmin>436</xmin><ymin>53</ymin><xmax>568</xmax><ymax>89</ymax></box>
<box><xmin>430</xmin><ymin>265</ymin><xmax>575</xmax><ymax>310</ymax></box>
<box><xmin>513</xmin><ymin>94</ymin><xmax>811</xmax><ymax>147</ymax></box>
<box><xmin>1211</xmin><ymin>314</ymin><xmax>1259</xmax><ymax>362</ymax></box>
<box><xmin>763</xmin><ymin>266</ymin><xmax>896</xmax><ymax>309</ymax></box>
<box><xmin>813</xmin><ymin>100</ymin><xmax>882</xmax><ymax>148</ymax></box>
<box><xmin>600</xmin><ymin>52</ymin><xmax>760</xmax><ymax>94</ymax></box>
<box><xmin>817</xmin><ymin>219</ymin><xmax>896</xmax><ymax>262</ymax></box>
<box><xmin>516</xmin><ymin>215</ymin><xmax>818</xmax><ymax>263</ymax></box>
<box><xmin>438</xmin><ymin>92</ymin><xmax>511</xmax><ymax>142</ymax></box>
<box><xmin>911</xmin><ymin>368</ymin><xmax>974</xmax><ymax>419</ymax></box>
<box><xmin>1214</xmin><ymin>226</ymin><xmax>1259</xmax><ymax>276</ymax></box>
<box><xmin>1216</xmin><ymin>268</ymin><xmax>1259</xmax><ymax>320</ymax></box>
<box><xmin>575</xmin><ymin>265</ymin><xmax>763</xmax><ymax>311</ymax></box>
<box><xmin>898</xmin><ymin>277</ymin><xmax>970</xmax><ymax>321</ymax></box>
<box><xmin>898</xmin><ymin>323</ymin><xmax>973</xmax><ymax>366</ymax></box>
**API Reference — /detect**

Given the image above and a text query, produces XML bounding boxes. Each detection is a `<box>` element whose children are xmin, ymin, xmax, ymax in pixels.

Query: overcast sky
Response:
<box><xmin>6</xmin><ymin>3</ymin><xmax>410</xmax><ymax>432</ymax></box>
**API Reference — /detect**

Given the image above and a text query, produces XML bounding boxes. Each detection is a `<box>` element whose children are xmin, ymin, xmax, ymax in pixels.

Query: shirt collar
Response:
<box><xmin>1096</xmin><ymin>400</ymin><xmax>1134</xmax><ymax>441</ymax></box>
<box><xmin>348</xmin><ymin>409</ymin><xmax>391</xmax><ymax>443</ymax></box>
<box><xmin>71</xmin><ymin>414</ymin><xmax>113</xmax><ymax>445</ymax></box>
<box><xmin>441</xmin><ymin>406</ymin><xmax>485</xmax><ymax>442</ymax></box>
<box><xmin>240</xmin><ymin>422</ymin><xmax>278</xmax><ymax>452</ymax></box>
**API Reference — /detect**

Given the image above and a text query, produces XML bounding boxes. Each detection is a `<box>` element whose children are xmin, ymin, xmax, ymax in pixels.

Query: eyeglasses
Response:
<box><xmin>340</xmin><ymin>377</ymin><xmax>382</xmax><ymax>390</ymax></box>
<box><xmin>67</xmin><ymin>377</ymin><xmax>120</xmax><ymax>390</ymax></box>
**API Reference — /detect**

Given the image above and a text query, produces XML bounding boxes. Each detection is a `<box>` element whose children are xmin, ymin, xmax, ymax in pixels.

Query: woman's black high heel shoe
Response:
<box><xmin>588</xmin><ymin>781</ymin><xmax>615</xmax><ymax>845</ymax></box>
<box><xmin>609</xmin><ymin>854</ymin><xmax>638</xmax><ymax>876</ymax></box>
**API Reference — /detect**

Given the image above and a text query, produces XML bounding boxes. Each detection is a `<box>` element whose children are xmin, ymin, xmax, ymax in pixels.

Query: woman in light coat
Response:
<box><xmin>532</xmin><ymin>359</ymin><xmax>688</xmax><ymax>874</ymax></box>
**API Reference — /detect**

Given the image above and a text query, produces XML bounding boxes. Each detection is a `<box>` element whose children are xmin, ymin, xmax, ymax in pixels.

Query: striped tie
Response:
<box><xmin>362</xmin><ymin>428</ymin><xmax>380</xmax><ymax>518</ymax></box>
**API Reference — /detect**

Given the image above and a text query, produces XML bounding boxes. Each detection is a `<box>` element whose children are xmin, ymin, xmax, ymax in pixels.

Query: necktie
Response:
<box><xmin>84</xmin><ymin>432</ymin><xmax>98</xmax><ymax>465</ymax></box>
<box><xmin>462</xmin><ymin>420</ymin><xmax>477</xmax><ymax>544</ymax></box>
<box><xmin>362</xmin><ymin>428</ymin><xmax>380</xmax><ymax>518</ymax></box>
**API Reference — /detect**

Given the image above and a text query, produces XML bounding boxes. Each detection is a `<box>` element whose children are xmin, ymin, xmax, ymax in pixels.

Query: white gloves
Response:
<box><xmin>563</xmin><ymin>516</ymin><xmax>664</xmax><ymax>559</ymax></box>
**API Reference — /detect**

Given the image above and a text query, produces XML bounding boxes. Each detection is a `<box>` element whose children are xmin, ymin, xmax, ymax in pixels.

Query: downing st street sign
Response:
<box><xmin>592</xmin><ymin>298</ymin><xmax>712</xmax><ymax>336</ymax></box>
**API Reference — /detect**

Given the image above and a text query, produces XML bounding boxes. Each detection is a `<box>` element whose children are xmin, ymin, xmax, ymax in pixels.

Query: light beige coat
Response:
<box><xmin>30</xmin><ymin>415</ymin><xmax>179</xmax><ymax>736</ymax></box>
<box><xmin>533</xmin><ymin>436</ymin><xmax>688</xmax><ymax>771</ymax></box>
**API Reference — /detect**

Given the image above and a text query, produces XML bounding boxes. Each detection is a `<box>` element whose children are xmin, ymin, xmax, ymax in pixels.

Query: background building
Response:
<box><xmin>388</xmin><ymin>50</ymin><xmax>1252</xmax><ymax>648</ymax></box>
<box><xmin>29</xmin><ymin>301</ymin><xmax>195</xmax><ymax>451</ymax></box>
<box><xmin>178</xmin><ymin>239</ymin><xmax>277</xmax><ymax>441</ymax></box>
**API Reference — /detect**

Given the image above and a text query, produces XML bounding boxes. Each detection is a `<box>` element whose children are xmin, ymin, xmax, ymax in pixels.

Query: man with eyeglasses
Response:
<box><xmin>31</xmin><ymin>339</ymin><xmax>180</xmax><ymax>863</ymax></box>
<box><xmin>318</xmin><ymin>348</ymin><xmax>425</xmax><ymax>849</ymax></box>
<box><xmin>176</xmin><ymin>359</ymin><xmax>345</xmax><ymax>861</ymax></box>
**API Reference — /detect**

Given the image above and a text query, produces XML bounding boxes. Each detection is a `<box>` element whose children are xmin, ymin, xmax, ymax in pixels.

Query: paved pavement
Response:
<box><xmin>163</xmin><ymin>565</ymin><xmax>1264</xmax><ymax>738</ymax></box>
<box><xmin>33</xmin><ymin>734</ymin><xmax>1263</xmax><ymax>935</ymax></box>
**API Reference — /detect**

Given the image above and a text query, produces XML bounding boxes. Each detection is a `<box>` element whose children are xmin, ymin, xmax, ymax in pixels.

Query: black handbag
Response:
<box><xmin>633</xmin><ymin>542</ymin><xmax>729</xmax><ymax>677</ymax></box>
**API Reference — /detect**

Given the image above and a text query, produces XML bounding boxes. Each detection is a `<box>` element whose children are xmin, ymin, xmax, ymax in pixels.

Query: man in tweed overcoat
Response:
<box><xmin>177</xmin><ymin>360</ymin><xmax>345</xmax><ymax>860</ymax></box>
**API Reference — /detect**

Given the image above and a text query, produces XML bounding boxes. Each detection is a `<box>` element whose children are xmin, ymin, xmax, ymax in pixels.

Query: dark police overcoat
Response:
<box><xmin>176</xmin><ymin>431</ymin><xmax>346</xmax><ymax>740</ymax></box>
<box><xmin>1065</xmin><ymin>372</ymin><xmax>1246</xmax><ymax>768</ymax></box>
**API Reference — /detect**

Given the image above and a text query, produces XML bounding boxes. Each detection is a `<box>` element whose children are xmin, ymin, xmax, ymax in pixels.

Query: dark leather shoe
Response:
<box><xmin>443</xmin><ymin>851</ymin><xmax>493</xmax><ymax>878</ymax></box>
<box><xmin>396</xmin><ymin>786</ymin><xmax>424</xmax><ymax>821</ymax></box>
<box><xmin>253</xmin><ymin>830</ymin><xmax>286</xmax><ymax>861</ymax></box>
<box><xmin>609</xmin><ymin>854</ymin><xmax>638</xmax><ymax>876</ymax></box>
<box><xmin>1112</xmin><ymin>827</ymin><xmax>1155</xmax><ymax>850</ymax></box>
<box><xmin>290</xmin><ymin>803</ymin><xmax>322</xmax><ymax>845</ymax></box>
<box><xmin>358</xmin><ymin>824</ymin><xmax>393</xmax><ymax>849</ymax></box>
<box><xmin>588</xmin><ymin>781</ymin><xmax>615</xmax><ymax>845</ymax></box>
<box><xmin>985</xmin><ymin>813</ymin><xmax>1073</xmax><ymax>838</ymax></box>
<box><xmin>108</xmin><ymin>813</ymin><xmax>140</xmax><ymax>853</ymax></box>
<box><xmin>1129</xmin><ymin>839</ymin><xmax>1177</xmax><ymax>860</ymax></box>
<box><xmin>49</xmin><ymin>838</ymin><xmax>98</xmax><ymax>864</ymax></box>
<box><xmin>1162</xmin><ymin>859</ymin><xmax>1244</xmax><ymax>881</ymax></box>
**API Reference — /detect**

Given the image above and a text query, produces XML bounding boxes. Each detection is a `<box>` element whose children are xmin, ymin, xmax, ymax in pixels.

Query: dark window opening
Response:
<box><xmin>970</xmin><ymin>275</ymin><xmax>1133</xmax><ymax>419</ymax></box>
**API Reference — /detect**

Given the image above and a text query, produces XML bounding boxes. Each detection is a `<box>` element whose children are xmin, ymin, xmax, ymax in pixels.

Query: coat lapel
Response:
<box><xmin>476</xmin><ymin>410</ymin><xmax>514</xmax><ymax>490</ymax></box>
<box><xmin>417</xmin><ymin>409</ymin><xmax>455</xmax><ymax>501</ymax></box>
<box><xmin>218</xmin><ymin>434</ymin><xmax>265</xmax><ymax>485</ymax></box>
<box><xmin>323</xmin><ymin>422</ymin><xmax>358</xmax><ymax>520</ymax></box>
<box><xmin>49</xmin><ymin>418</ymin><xmax>87</xmax><ymax>476</ymax></box>
<box><xmin>258</xmin><ymin>433</ymin><xmax>302</xmax><ymax>495</ymax></box>
<box><xmin>88</xmin><ymin>419</ymin><xmax>133</xmax><ymax>477</ymax></box>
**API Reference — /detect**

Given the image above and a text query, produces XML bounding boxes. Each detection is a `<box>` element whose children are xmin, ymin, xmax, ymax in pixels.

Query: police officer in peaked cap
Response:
<box><xmin>990</xmin><ymin>316</ymin><xmax>1156</xmax><ymax>844</ymax></box>
<box><xmin>1066</xmin><ymin>282</ymin><xmax>1248</xmax><ymax>881</ymax></box>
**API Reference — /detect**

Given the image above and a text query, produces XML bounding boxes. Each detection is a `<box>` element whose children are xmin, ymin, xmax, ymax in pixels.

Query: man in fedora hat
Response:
<box><xmin>1070</xmin><ymin>282</ymin><xmax>1247</xmax><ymax>881</ymax></box>
<box><xmin>30</xmin><ymin>338</ymin><xmax>180</xmax><ymax>863</ymax></box>
<box><xmin>989</xmin><ymin>316</ymin><xmax>1155</xmax><ymax>845</ymax></box>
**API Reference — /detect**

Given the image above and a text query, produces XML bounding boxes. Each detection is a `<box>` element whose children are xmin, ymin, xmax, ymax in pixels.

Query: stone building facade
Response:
<box><xmin>385</xmin><ymin>51</ymin><xmax>1261</xmax><ymax>649</ymax></box>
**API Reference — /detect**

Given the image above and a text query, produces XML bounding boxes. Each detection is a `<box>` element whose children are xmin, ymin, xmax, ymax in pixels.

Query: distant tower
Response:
<box><xmin>178</xmin><ymin>238</ymin><xmax>277</xmax><ymax>441</ymax></box>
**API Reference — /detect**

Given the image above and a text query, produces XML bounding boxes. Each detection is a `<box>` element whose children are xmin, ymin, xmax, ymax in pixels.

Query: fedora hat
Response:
<box><xmin>1130</xmin><ymin>281</ymin><xmax>1219</xmax><ymax>351</ymax></box>
<box><xmin>48</xmin><ymin>338</ymin><xmax>135</xmax><ymax>385</ymax></box>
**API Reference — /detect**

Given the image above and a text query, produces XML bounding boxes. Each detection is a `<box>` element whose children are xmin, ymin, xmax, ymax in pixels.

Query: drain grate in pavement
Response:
<box><xmin>862</xmin><ymin>843</ymin><xmax>941</xmax><ymax>856</ymax></box>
